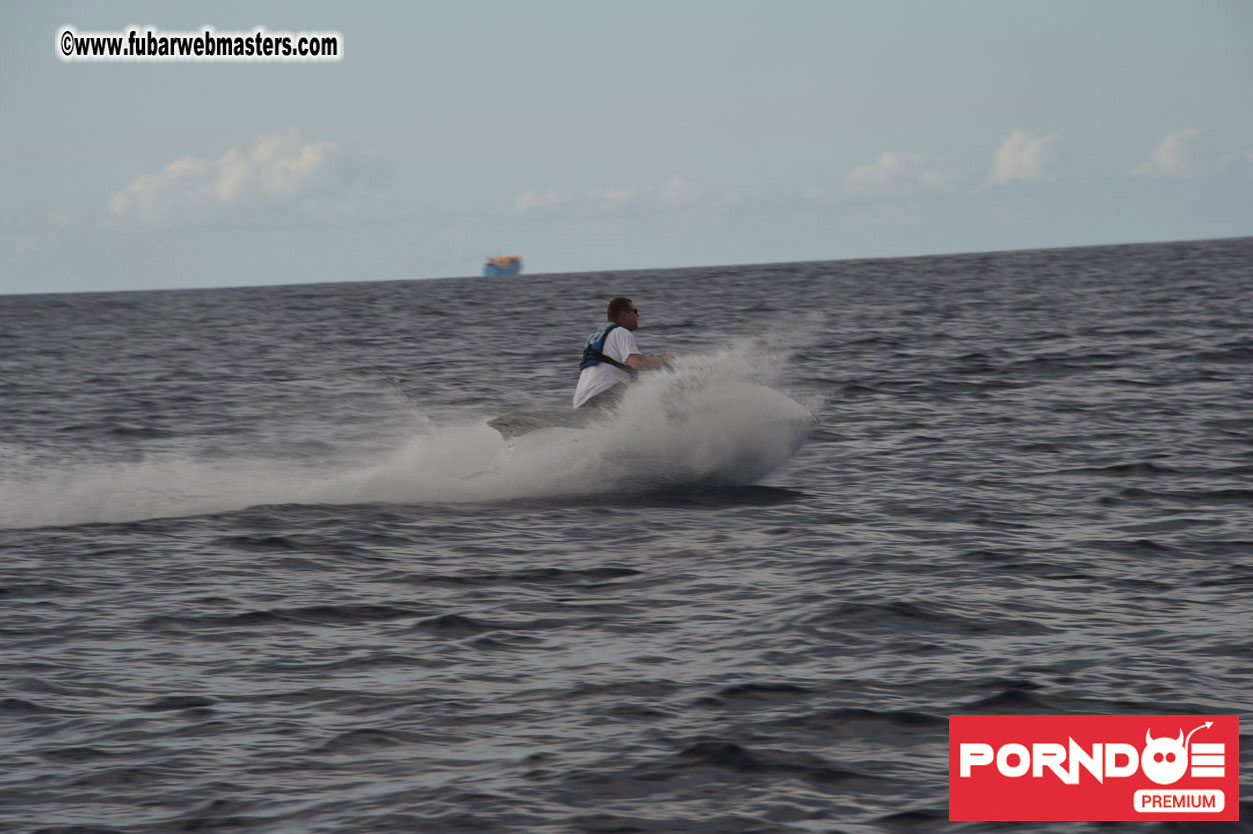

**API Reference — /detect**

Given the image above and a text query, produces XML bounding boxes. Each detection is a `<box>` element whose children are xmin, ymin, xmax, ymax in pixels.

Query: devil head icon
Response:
<box><xmin>1140</xmin><ymin>728</ymin><xmax>1188</xmax><ymax>785</ymax></box>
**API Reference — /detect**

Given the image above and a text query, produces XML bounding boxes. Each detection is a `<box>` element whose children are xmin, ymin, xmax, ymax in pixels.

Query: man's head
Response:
<box><xmin>607</xmin><ymin>297</ymin><xmax>639</xmax><ymax>331</ymax></box>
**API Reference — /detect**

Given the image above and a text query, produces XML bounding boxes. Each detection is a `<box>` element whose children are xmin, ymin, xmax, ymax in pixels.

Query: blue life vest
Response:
<box><xmin>579</xmin><ymin>322</ymin><xmax>636</xmax><ymax>375</ymax></box>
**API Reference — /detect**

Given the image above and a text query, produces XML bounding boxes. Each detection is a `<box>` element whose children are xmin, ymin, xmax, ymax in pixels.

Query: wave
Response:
<box><xmin>311</xmin><ymin>345</ymin><xmax>818</xmax><ymax>506</ymax></box>
<box><xmin>0</xmin><ymin>340</ymin><xmax>819</xmax><ymax>529</ymax></box>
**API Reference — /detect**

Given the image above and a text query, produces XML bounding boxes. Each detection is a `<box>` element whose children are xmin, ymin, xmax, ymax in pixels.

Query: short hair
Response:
<box><xmin>607</xmin><ymin>297</ymin><xmax>634</xmax><ymax>320</ymax></box>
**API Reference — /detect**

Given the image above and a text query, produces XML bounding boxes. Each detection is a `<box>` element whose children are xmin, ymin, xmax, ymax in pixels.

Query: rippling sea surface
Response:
<box><xmin>2</xmin><ymin>238</ymin><xmax>1251</xmax><ymax>833</ymax></box>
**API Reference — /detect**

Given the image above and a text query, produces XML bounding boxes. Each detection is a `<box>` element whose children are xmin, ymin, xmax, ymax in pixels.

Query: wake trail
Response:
<box><xmin>0</xmin><ymin>334</ymin><xmax>821</xmax><ymax>529</ymax></box>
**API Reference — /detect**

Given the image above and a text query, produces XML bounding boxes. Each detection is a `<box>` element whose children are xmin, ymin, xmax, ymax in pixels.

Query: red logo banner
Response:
<box><xmin>949</xmin><ymin>715</ymin><xmax>1239</xmax><ymax>821</ymax></box>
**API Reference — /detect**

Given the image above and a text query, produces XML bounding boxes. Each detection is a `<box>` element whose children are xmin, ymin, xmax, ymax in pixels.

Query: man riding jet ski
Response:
<box><xmin>488</xmin><ymin>297</ymin><xmax>675</xmax><ymax>440</ymax></box>
<box><xmin>573</xmin><ymin>296</ymin><xmax>676</xmax><ymax>409</ymax></box>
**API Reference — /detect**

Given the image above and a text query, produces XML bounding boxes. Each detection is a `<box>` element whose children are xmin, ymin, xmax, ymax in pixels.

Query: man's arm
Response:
<box><xmin>625</xmin><ymin>352</ymin><xmax>676</xmax><ymax>371</ymax></box>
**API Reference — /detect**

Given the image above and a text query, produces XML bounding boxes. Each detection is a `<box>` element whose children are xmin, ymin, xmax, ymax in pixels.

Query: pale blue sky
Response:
<box><xmin>3</xmin><ymin>1</ymin><xmax>1251</xmax><ymax>293</ymax></box>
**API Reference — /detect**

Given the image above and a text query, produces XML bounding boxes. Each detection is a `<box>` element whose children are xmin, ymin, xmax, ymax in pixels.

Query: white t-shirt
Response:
<box><xmin>572</xmin><ymin>326</ymin><xmax>639</xmax><ymax>408</ymax></box>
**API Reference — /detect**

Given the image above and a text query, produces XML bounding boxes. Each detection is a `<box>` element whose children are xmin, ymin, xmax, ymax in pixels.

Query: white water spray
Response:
<box><xmin>0</xmin><ymin>336</ymin><xmax>820</xmax><ymax>529</ymax></box>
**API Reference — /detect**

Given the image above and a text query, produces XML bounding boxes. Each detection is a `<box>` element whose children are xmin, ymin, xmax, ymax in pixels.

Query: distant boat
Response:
<box><xmin>484</xmin><ymin>255</ymin><xmax>523</xmax><ymax>276</ymax></box>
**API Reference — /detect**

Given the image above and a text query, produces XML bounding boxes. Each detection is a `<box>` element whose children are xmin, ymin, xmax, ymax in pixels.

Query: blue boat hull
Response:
<box><xmin>483</xmin><ymin>263</ymin><xmax>522</xmax><ymax>276</ymax></box>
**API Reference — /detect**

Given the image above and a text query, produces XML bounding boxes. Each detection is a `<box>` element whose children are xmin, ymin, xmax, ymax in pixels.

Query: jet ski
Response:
<box><xmin>481</xmin><ymin>382</ymin><xmax>817</xmax><ymax>487</ymax></box>
<box><xmin>486</xmin><ymin>407</ymin><xmax>602</xmax><ymax>441</ymax></box>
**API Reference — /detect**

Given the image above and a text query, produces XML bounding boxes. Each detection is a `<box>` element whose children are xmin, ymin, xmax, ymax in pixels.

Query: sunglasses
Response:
<box><xmin>628</xmin><ymin>308</ymin><xmax>639</xmax><ymax>314</ymax></box>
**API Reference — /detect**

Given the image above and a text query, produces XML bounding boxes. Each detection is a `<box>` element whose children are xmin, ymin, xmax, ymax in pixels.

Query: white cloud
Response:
<box><xmin>1131</xmin><ymin>128</ymin><xmax>1202</xmax><ymax>178</ymax></box>
<box><xmin>514</xmin><ymin>177</ymin><xmax>707</xmax><ymax>213</ymax></box>
<box><xmin>988</xmin><ymin>131</ymin><xmax>1057</xmax><ymax>184</ymax></box>
<box><xmin>107</xmin><ymin>128</ymin><xmax>378</xmax><ymax>224</ymax></box>
<box><xmin>845</xmin><ymin>151</ymin><xmax>962</xmax><ymax>196</ymax></box>
<box><xmin>107</xmin><ymin>156</ymin><xmax>214</xmax><ymax>220</ymax></box>
<box><xmin>660</xmin><ymin>176</ymin><xmax>701</xmax><ymax>205</ymax></box>
<box><xmin>587</xmin><ymin>186</ymin><xmax>637</xmax><ymax>207</ymax></box>
<box><xmin>513</xmin><ymin>189</ymin><xmax>575</xmax><ymax>211</ymax></box>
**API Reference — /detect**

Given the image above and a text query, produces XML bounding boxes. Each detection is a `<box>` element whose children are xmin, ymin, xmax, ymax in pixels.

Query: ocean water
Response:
<box><xmin>2</xmin><ymin>237</ymin><xmax>1251</xmax><ymax>833</ymax></box>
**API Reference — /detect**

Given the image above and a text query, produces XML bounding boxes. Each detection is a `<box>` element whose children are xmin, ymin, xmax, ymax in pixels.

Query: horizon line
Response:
<box><xmin>3</xmin><ymin>233</ymin><xmax>1249</xmax><ymax>299</ymax></box>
